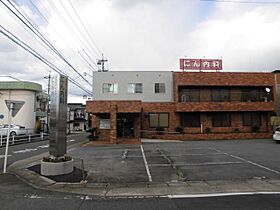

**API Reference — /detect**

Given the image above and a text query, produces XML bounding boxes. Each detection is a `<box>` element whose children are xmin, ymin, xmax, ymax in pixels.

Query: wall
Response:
<box><xmin>92</xmin><ymin>71</ymin><xmax>173</xmax><ymax>102</ymax></box>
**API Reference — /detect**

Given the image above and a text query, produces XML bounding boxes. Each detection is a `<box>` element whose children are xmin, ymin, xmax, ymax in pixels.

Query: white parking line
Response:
<box><xmin>141</xmin><ymin>145</ymin><xmax>152</xmax><ymax>182</ymax></box>
<box><xmin>13</xmin><ymin>148</ymin><xmax>38</xmax><ymax>154</ymax></box>
<box><xmin>149</xmin><ymin>161</ymin><xmax>243</xmax><ymax>167</ymax></box>
<box><xmin>211</xmin><ymin>148</ymin><xmax>280</xmax><ymax>175</ymax></box>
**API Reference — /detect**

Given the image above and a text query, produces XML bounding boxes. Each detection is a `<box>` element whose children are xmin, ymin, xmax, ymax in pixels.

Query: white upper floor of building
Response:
<box><xmin>92</xmin><ymin>71</ymin><xmax>173</xmax><ymax>102</ymax></box>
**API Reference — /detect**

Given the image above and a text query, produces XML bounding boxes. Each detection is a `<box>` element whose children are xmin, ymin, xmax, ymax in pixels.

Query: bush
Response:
<box><xmin>42</xmin><ymin>156</ymin><xmax>72</xmax><ymax>163</ymax></box>
<box><xmin>204</xmin><ymin>127</ymin><xmax>212</xmax><ymax>134</ymax></box>
<box><xmin>175</xmin><ymin>126</ymin><xmax>184</xmax><ymax>133</ymax></box>
<box><xmin>252</xmin><ymin>125</ymin><xmax>260</xmax><ymax>133</ymax></box>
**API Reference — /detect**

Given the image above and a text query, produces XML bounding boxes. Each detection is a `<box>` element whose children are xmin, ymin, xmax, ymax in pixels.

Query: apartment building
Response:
<box><xmin>0</xmin><ymin>81</ymin><xmax>48</xmax><ymax>133</ymax></box>
<box><xmin>86</xmin><ymin>71</ymin><xmax>276</xmax><ymax>144</ymax></box>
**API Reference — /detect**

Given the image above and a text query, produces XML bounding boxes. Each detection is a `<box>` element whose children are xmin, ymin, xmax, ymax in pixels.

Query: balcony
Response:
<box><xmin>175</xmin><ymin>101</ymin><xmax>274</xmax><ymax>112</ymax></box>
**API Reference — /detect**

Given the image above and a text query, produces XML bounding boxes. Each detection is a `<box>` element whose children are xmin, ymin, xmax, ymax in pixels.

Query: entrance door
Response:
<box><xmin>117</xmin><ymin>118</ymin><xmax>134</xmax><ymax>138</ymax></box>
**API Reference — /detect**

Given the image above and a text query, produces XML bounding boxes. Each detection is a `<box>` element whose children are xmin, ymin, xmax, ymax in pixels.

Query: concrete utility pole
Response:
<box><xmin>44</xmin><ymin>72</ymin><xmax>51</xmax><ymax>133</ymax></box>
<box><xmin>97</xmin><ymin>54</ymin><xmax>108</xmax><ymax>72</ymax></box>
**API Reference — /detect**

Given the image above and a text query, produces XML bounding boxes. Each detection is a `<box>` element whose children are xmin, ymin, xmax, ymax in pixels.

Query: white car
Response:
<box><xmin>273</xmin><ymin>127</ymin><xmax>280</xmax><ymax>143</ymax></box>
<box><xmin>0</xmin><ymin>124</ymin><xmax>27</xmax><ymax>136</ymax></box>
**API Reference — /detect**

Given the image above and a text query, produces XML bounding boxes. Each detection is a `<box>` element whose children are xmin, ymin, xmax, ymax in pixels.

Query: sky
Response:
<box><xmin>0</xmin><ymin>0</ymin><xmax>280</xmax><ymax>103</ymax></box>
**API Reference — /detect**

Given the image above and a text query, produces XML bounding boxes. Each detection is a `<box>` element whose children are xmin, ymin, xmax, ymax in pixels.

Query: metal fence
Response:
<box><xmin>0</xmin><ymin>132</ymin><xmax>49</xmax><ymax>147</ymax></box>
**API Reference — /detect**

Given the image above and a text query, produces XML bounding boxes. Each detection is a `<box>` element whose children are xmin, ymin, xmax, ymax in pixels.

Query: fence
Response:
<box><xmin>0</xmin><ymin>132</ymin><xmax>49</xmax><ymax>147</ymax></box>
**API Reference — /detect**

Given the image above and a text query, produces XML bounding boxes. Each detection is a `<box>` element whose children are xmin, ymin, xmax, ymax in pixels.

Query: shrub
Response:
<box><xmin>175</xmin><ymin>126</ymin><xmax>184</xmax><ymax>133</ymax></box>
<box><xmin>204</xmin><ymin>127</ymin><xmax>212</xmax><ymax>134</ymax></box>
<box><xmin>42</xmin><ymin>156</ymin><xmax>72</xmax><ymax>163</ymax></box>
<box><xmin>252</xmin><ymin>125</ymin><xmax>260</xmax><ymax>133</ymax></box>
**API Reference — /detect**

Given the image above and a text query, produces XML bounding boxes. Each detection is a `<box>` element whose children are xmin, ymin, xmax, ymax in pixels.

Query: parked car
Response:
<box><xmin>0</xmin><ymin>124</ymin><xmax>27</xmax><ymax>136</ymax></box>
<box><xmin>273</xmin><ymin>127</ymin><xmax>280</xmax><ymax>143</ymax></box>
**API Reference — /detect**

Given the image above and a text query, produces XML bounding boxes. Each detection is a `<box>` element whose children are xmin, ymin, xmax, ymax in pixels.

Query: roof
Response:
<box><xmin>0</xmin><ymin>81</ymin><xmax>42</xmax><ymax>92</ymax></box>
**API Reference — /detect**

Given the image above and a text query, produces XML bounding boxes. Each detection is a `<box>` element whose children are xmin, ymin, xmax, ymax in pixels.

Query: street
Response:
<box><xmin>0</xmin><ymin>173</ymin><xmax>280</xmax><ymax>210</ymax></box>
<box><xmin>0</xmin><ymin>133</ymin><xmax>87</xmax><ymax>172</ymax></box>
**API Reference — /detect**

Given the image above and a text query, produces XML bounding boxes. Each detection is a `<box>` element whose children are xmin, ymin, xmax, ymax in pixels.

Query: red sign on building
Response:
<box><xmin>179</xmin><ymin>58</ymin><xmax>222</xmax><ymax>71</ymax></box>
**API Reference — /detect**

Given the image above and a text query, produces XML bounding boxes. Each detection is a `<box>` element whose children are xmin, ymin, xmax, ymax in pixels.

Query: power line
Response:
<box><xmin>27</xmin><ymin>0</ymin><xmax>97</xmax><ymax>74</ymax></box>
<box><xmin>1</xmin><ymin>0</ymin><xmax>92</xmax><ymax>87</ymax></box>
<box><xmin>200</xmin><ymin>0</ymin><xmax>280</xmax><ymax>4</ymax></box>
<box><xmin>47</xmin><ymin>0</ymin><xmax>100</xmax><ymax>61</ymax></box>
<box><xmin>0</xmin><ymin>24</ymin><xmax>92</xmax><ymax>95</ymax></box>
<box><xmin>68</xmin><ymin>0</ymin><xmax>103</xmax><ymax>56</ymax></box>
<box><xmin>59</xmin><ymin>0</ymin><xmax>102</xmax><ymax>60</ymax></box>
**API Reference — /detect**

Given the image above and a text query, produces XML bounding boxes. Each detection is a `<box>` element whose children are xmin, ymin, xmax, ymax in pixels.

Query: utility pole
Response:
<box><xmin>97</xmin><ymin>54</ymin><xmax>108</xmax><ymax>72</ymax></box>
<box><xmin>44</xmin><ymin>72</ymin><xmax>51</xmax><ymax>133</ymax></box>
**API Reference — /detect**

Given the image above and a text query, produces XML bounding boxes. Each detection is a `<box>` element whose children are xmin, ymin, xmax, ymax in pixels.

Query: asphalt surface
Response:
<box><xmin>68</xmin><ymin>139</ymin><xmax>280</xmax><ymax>183</ymax></box>
<box><xmin>1</xmin><ymin>173</ymin><xmax>280</xmax><ymax>210</ymax></box>
<box><xmin>2</xmin><ymin>136</ymin><xmax>280</xmax><ymax>209</ymax></box>
<box><xmin>0</xmin><ymin>133</ymin><xmax>87</xmax><ymax>171</ymax></box>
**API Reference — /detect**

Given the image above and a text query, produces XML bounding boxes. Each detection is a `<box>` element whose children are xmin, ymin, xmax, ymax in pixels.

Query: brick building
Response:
<box><xmin>86</xmin><ymin>71</ymin><xmax>276</xmax><ymax>144</ymax></box>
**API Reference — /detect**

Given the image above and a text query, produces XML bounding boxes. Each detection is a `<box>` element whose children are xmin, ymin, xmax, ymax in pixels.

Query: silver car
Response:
<box><xmin>0</xmin><ymin>124</ymin><xmax>27</xmax><ymax>136</ymax></box>
<box><xmin>273</xmin><ymin>127</ymin><xmax>280</xmax><ymax>143</ymax></box>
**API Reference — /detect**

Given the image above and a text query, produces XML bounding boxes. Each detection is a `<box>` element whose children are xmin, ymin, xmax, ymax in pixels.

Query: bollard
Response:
<box><xmin>41</xmin><ymin>132</ymin><xmax>44</xmax><ymax>141</ymax></box>
<box><xmin>29</xmin><ymin>134</ymin><xmax>31</xmax><ymax>142</ymax></box>
<box><xmin>0</xmin><ymin>134</ymin><xmax>2</xmax><ymax>146</ymax></box>
<box><xmin>12</xmin><ymin>135</ymin><xmax>14</xmax><ymax>145</ymax></box>
<box><xmin>81</xmin><ymin>159</ymin><xmax>85</xmax><ymax>181</ymax></box>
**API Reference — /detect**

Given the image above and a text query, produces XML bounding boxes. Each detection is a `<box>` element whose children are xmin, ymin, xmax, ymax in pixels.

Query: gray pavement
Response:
<box><xmin>7</xmin><ymin>138</ymin><xmax>280</xmax><ymax>197</ymax></box>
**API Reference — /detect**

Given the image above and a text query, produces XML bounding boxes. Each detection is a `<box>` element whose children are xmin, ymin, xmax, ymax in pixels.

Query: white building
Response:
<box><xmin>92</xmin><ymin>71</ymin><xmax>173</xmax><ymax>102</ymax></box>
<box><xmin>0</xmin><ymin>81</ymin><xmax>48</xmax><ymax>133</ymax></box>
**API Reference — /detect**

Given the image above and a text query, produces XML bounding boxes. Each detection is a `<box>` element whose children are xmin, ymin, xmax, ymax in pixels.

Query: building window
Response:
<box><xmin>149</xmin><ymin>113</ymin><xmax>169</xmax><ymax>128</ymax></box>
<box><xmin>180</xmin><ymin>88</ymin><xmax>200</xmax><ymax>102</ymax></box>
<box><xmin>212</xmin><ymin>113</ymin><xmax>231</xmax><ymax>127</ymax></box>
<box><xmin>211</xmin><ymin>88</ymin><xmax>230</xmax><ymax>102</ymax></box>
<box><xmin>243</xmin><ymin>112</ymin><xmax>261</xmax><ymax>126</ymax></box>
<box><xmin>180</xmin><ymin>113</ymin><xmax>201</xmax><ymax>127</ymax></box>
<box><xmin>128</xmin><ymin>83</ymin><xmax>143</xmax><ymax>93</ymax></box>
<box><xmin>102</xmin><ymin>83</ymin><xmax>118</xmax><ymax>93</ymax></box>
<box><xmin>155</xmin><ymin>83</ymin><xmax>165</xmax><ymax>93</ymax></box>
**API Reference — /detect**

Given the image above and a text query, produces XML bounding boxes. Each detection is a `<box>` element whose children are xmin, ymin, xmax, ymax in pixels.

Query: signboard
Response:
<box><xmin>49</xmin><ymin>74</ymin><xmax>68</xmax><ymax>157</ymax></box>
<box><xmin>271</xmin><ymin>116</ymin><xmax>280</xmax><ymax>126</ymax></box>
<box><xmin>99</xmin><ymin>119</ymin><xmax>110</xmax><ymax>129</ymax></box>
<box><xmin>179</xmin><ymin>58</ymin><xmax>222</xmax><ymax>71</ymax></box>
<box><xmin>0</xmin><ymin>114</ymin><xmax>4</xmax><ymax>119</ymax></box>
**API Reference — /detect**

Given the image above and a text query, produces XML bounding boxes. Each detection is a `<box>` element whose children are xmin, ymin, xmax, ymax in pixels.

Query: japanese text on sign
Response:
<box><xmin>179</xmin><ymin>58</ymin><xmax>222</xmax><ymax>71</ymax></box>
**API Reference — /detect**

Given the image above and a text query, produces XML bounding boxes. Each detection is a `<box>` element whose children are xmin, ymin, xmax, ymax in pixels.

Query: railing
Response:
<box><xmin>179</xmin><ymin>92</ymin><xmax>273</xmax><ymax>103</ymax></box>
<box><xmin>0</xmin><ymin>132</ymin><xmax>49</xmax><ymax>147</ymax></box>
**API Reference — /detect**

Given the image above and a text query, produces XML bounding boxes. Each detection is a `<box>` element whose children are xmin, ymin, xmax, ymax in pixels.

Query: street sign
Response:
<box><xmin>5</xmin><ymin>100</ymin><xmax>25</xmax><ymax>117</ymax></box>
<box><xmin>0</xmin><ymin>114</ymin><xmax>4</xmax><ymax>119</ymax></box>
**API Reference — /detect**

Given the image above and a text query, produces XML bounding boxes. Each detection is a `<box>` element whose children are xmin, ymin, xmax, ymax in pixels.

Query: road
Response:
<box><xmin>1</xmin><ymin>136</ymin><xmax>280</xmax><ymax>209</ymax></box>
<box><xmin>1</xmin><ymin>173</ymin><xmax>280</xmax><ymax>210</ymax></box>
<box><xmin>0</xmin><ymin>133</ymin><xmax>87</xmax><ymax>172</ymax></box>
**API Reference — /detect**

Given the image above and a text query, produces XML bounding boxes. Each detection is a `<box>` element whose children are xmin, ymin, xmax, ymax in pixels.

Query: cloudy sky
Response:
<box><xmin>0</xmin><ymin>0</ymin><xmax>280</xmax><ymax>103</ymax></box>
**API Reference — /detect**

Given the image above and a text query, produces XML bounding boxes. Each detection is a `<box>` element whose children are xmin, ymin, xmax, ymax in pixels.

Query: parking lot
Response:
<box><xmin>70</xmin><ymin>139</ymin><xmax>280</xmax><ymax>184</ymax></box>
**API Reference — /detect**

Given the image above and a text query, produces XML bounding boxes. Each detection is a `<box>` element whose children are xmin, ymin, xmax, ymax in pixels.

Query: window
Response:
<box><xmin>243</xmin><ymin>112</ymin><xmax>261</xmax><ymax>126</ymax></box>
<box><xmin>102</xmin><ymin>83</ymin><xmax>118</xmax><ymax>93</ymax></box>
<box><xmin>180</xmin><ymin>113</ymin><xmax>201</xmax><ymax>127</ymax></box>
<box><xmin>149</xmin><ymin>113</ymin><xmax>169</xmax><ymax>128</ymax></box>
<box><xmin>155</xmin><ymin>83</ymin><xmax>165</xmax><ymax>93</ymax></box>
<box><xmin>211</xmin><ymin>88</ymin><xmax>230</xmax><ymax>102</ymax></box>
<box><xmin>128</xmin><ymin>83</ymin><xmax>143</xmax><ymax>93</ymax></box>
<box><xmin>242</xmin><ymin>88</ymin><xmax>259</xmax><ymax>102</ymax></box>
<box><xmin>180</xmin><ymin>88</ymin><xmax>200</xmax><ymax>102</ymax></box>
<box><xmin>212</xmin><ymin>113</ymin><xmax>231</xmax><ymax>127</ymax></box>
